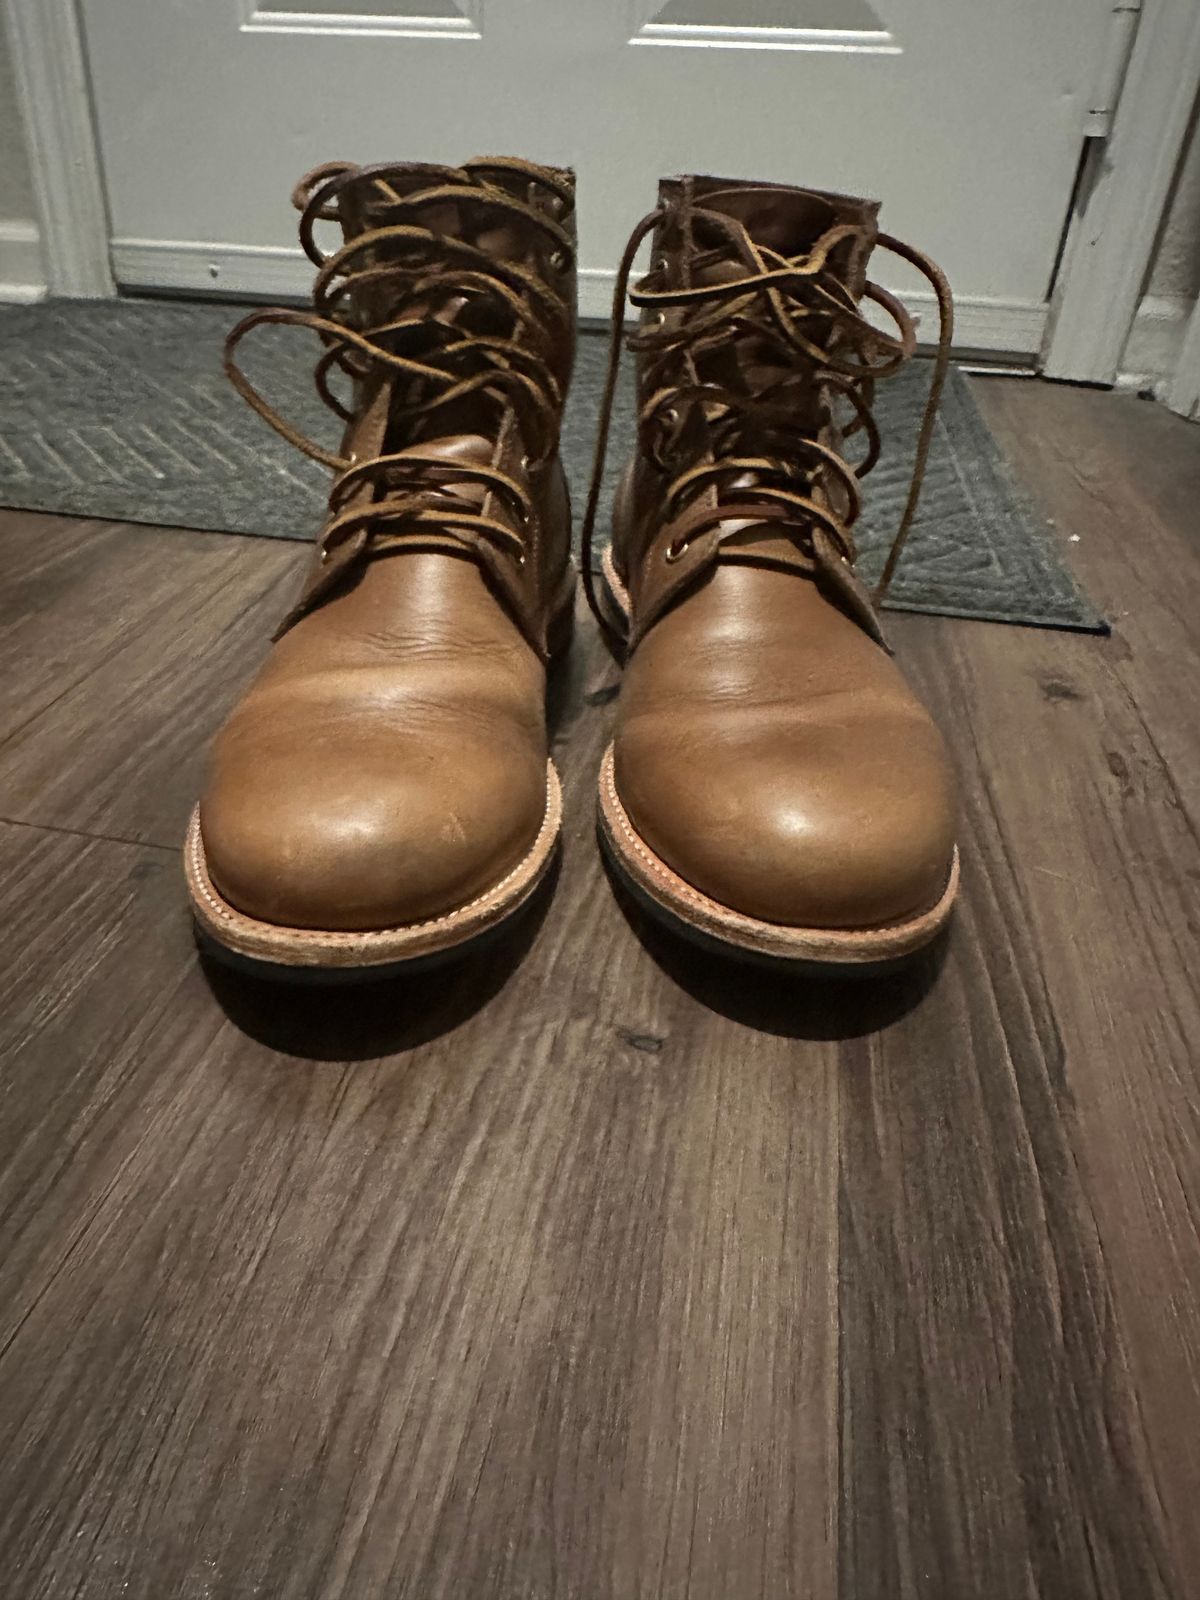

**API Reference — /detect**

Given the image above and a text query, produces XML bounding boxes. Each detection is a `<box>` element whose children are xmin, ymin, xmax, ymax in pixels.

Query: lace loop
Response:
<box><xmin>580</xmin><ymin>198</ymin><xmax>953</xmax><ymax>642</ymax></box>
<box><xmin>224</xmin><ymin>160</ymin><xmax>573</xmax><ymax>614</ymax></box>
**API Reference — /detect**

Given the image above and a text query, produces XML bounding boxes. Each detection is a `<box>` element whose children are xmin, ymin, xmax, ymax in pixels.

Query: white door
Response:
<box><xmin>81</xmin><ymin>0</ymin><xmax>1117</xmax><ymax>352</ymax></box>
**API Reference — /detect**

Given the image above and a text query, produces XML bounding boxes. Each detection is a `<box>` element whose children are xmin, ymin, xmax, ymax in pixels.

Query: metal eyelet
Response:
<box><xmin>664</xmin><ymin>537</ymin><xmax>689</xmax><ymax>565</ymax></box>
<box><xmin>549</xmin><ymin>248</ymin><xmax>569</xmax><ymax>272</ymax></box>
<box><xmin>529</xmin><ymin>183</ymin><xmax>567</xmax><ymax>219</ymax></box>
<box><xmin>661</xmin><ymin>406</ymin><xmax>680</xmax><ymax>428</ymax></box>
<box><xmin>649</xmin><ymin>310</ymin><xmax>667</xmax><ymax>328</ymax></box>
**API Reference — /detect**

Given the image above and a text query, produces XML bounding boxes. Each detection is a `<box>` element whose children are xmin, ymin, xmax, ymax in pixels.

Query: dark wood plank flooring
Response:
<box><xmin>0</xmin><ymin>379</ymin><xmax>1196</xmax><ymax>1599</ymax></box>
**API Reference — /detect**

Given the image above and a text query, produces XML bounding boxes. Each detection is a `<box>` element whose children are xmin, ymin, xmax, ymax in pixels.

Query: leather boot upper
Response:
<box><xmin>200</xmin><ymin>159</ymin><xmax>576</xmax><ymax>932</ymax></box>
<box><xmin>603</xmin><ymin>176</ymin><xmax>957</xmax><ymax>931</ymax></box>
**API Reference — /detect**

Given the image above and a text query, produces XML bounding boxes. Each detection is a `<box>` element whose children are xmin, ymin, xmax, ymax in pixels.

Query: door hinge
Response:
<box><xmin>1084</xmin><ymin>0</ymin><xmax>1142</xmax><ymax>139</ymax></box>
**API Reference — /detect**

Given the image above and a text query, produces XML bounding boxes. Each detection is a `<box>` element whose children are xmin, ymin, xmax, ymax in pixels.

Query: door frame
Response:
<box><xmin>1042</xmin><ymin>0</ymin><xmax>1200</xmax><ymax>385</ymax></box>
<box><xmin>1</xmin><ymin>0</ymin><xmax>113</xmax><ymax>297</ymax></box>
<box><xmin>1166</xmin><ymin>297</ymin><xmax>1200</xmax><ymax>420</ymax></box>
<box><xmin>3</xmin><ymin>0</ymin><xmax>1197</xmax><ymax>378</ymax></box>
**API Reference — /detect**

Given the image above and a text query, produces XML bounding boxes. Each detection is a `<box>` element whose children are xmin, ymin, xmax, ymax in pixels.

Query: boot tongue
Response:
<box><xmin>660</xmin><ymin>177</ymin><xmax>879</xmax><ymax>296</ymax></box>
<box><xmin>654</xmin><ymin>179</ymin><xmax>880</xmax><ymax>620</ymax></box>
<box><xmin>666</xmin><ymin>182</ymin><xmax>858</xmax><ymax>423</ymax></box>
<box><xmin>340</xmin><ymin>163</ymin><xmax>537</xmax><ymax>291</ymax></box>
<box><xmin>693</xmin><ymin>184</ymin><xmax>842</xmax><ymax>260</ymax></box>
<box><xmin>335</xmin><ymin>164</ymin><xmax>538</xmax><ymax>460</ymax></box>
<box><xmin>379</xmin><ymin>431</ymin><xmax>495</xmax><ymax>496</ymax></box>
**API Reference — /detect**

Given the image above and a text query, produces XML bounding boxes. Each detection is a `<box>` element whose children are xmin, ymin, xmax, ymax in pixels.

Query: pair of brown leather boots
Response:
<box><xmin>185</xmin><ymin>159</ymin><xmax>958</xmax><ymax>979</ymax></box>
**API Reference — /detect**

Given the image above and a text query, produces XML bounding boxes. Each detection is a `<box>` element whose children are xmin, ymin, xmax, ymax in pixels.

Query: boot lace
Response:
<box><xmin>224</xmin><ymin>159</ymin><xmax>575</xmax><ymax>631</ymax></box>
<box><xmin>579</xmin><ymin>195</ymin><xmax>953</xmax><ymax>640</ymax></box>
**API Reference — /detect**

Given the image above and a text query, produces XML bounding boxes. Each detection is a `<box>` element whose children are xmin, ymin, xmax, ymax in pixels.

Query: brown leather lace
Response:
<box><xmin>579</xmin><ymin>196</ymin><xmax>953</xmax><ymax>641</ymax></box>
<box><xmin>224</xmin><ymin>159</ymin><xmax>574</xmax><ymax>603</ymax></box>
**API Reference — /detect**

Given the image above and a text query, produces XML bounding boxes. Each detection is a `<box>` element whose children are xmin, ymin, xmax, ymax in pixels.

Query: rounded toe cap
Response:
<box><xmin>614</xmin><ymin>716</ymin><xmax>956</xmax><ymax>932</ymax></box>
<box><xmin>200</xmin><ymin>736</ymin><xmax>547</xmax><ymax>933</ymax></box>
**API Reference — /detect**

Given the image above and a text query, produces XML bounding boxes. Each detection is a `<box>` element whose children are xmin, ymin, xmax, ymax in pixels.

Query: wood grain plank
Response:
<box><xmin>0</xmin><ymin>513</ymin><xmax>302</xmax><ymax>847</ymax></box>
<box><xmin>910</xmin><ymin>379</ymin><xmax>1200</xmax><ymax>1592</ymax></box>
<box><xmin>0</xmin><ymin>820</ymin><xmax>202</xmax><ymax>1352</ymax></box>
<box><xmin>835</xmin><ymin>384</ymin><xmax>1198</xmax><ymax>1599</ymax></box>
<box><xmin>0</xmin><ymin>513</ymin><xmax>191</xmax><ymax>737</ymax></box>
<box><xmin>972</xmin><ymin>381</ymin><xmax>1200</xmax><ymax>811</ymax></box>
<box><xmin>841</xmin><ymin>615</ymin><xmax>1181</xmax><ymax>1599</ymax></box>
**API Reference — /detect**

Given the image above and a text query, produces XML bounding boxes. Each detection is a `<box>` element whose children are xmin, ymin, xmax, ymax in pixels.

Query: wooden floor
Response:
<box><xmin>0</xmin><ymin>378</ymin><xmax>1197</xmax><ymax>1599</ymax></box>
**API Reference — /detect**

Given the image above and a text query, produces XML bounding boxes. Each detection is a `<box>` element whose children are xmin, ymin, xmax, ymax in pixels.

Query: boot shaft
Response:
<box><xmin>224</xmin><ymin>158</ymin><xmax>579</xmax><ymax>656</ymax></box>
<box><xmin>323</xmin><ymin>158</ymin><xmax>578</xmax><ymax>402</ymax></box>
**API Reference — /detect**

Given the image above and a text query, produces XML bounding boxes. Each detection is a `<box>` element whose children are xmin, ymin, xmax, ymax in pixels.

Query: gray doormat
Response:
<box><xmin>0</xmin><ymin>298</ymin><xmax>1104</xmax><ymax>631</ymax></box>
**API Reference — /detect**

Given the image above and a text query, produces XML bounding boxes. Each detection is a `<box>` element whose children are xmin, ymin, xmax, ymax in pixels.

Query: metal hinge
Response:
<box><xmin>1083</xmin><ymin>0</ymin><xmax>1142</xmax><ymax>138</ymax></box>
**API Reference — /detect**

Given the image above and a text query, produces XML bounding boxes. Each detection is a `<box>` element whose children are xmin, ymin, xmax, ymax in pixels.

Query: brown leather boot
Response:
<box><xmin>186</xmin><ymin>159</ymin><xmax>577</xmax><ymax>975</ymax></box>
<box><xmin>583</xmin><ymin>175</ymin><xmax>959</xmax><ymax>969</ymax></box>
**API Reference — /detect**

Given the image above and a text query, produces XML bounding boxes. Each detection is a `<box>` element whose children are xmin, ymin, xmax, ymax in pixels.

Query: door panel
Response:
<box><xmin>645</xmin><ymin>0</ymin><xmax>888</xmax><ymax>37</ymax></box>
<box><xmin>82</xmin><ymin>0</ymin><xmax>1115</xmax><ymax>350</ymax></box>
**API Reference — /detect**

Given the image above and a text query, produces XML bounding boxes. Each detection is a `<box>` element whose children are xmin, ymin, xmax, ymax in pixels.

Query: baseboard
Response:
<box><xmin>1116</xmin><ymin>293</ymin><xmax>1197</xmax><ymax>393</ymax></box>
<box><xmin>0</xmin><ymin>220</ymin><xmax>48</xmax><ymax>303</ymax></box>
<box><xmin>113</xmin><ymin>237</ymin><xmax>1048</xmax><ymax>357</ymax></box>
<box><xmin>112</xmin><ymin>238</ymin><xmax>307</xmax><ymax>302</ymax></box>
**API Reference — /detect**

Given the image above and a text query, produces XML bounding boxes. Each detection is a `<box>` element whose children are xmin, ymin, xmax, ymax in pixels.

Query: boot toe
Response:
<box><xmin>614</xmin><ymin>711</ymin><xmax>956</xmax><ymax>932</ymax></box>
<box><xmin>200</xmin><ymin>733</ymin><xmax>546</xmax><ymax>933</ymax></box>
